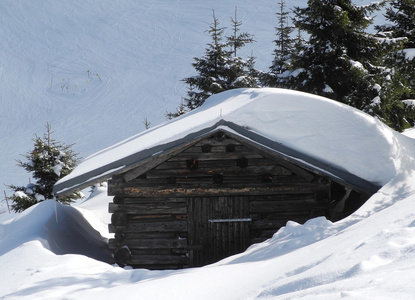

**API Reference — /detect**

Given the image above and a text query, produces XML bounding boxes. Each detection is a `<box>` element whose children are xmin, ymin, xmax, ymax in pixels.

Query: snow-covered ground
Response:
<box><xmin>3</xmin><ymin>1</ymin><xmax>413</xmax><ymax>299</ymax></box>
<box><xmin>1</xmin><ymin>88</ymin><xmax>415</xmax><ymax>299</ymax></box>
<box><xmin>1</xmin><ymin>165</ymin><xmax>415</xmax><ymax>300</ymax></box>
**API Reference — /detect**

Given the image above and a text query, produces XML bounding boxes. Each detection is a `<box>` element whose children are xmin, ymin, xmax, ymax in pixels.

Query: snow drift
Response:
<box><xmin>2</xmin><ymin>166</ymin><xmax>415</xmax><ymax>299</ymax></box>
<box><xmin>0</xmin><ymin>199</ymin><xmax>111</xmax><ymax>263</ymax></box>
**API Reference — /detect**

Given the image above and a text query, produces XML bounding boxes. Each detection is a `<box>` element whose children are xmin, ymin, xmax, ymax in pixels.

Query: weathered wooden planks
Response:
<box><xmin>109</xmin><ymin>184</ymin><xmax>329</xmax><ymax>197</ymax></box>
<box><xmin>187</xmin><ymin>196</ymin><xmax>251</xmax><ymax>266</ymax></box>
<box><xmin>108</xmin><ymin>132</ymin><xmax>333</xmax><ymax>269</ymax></box>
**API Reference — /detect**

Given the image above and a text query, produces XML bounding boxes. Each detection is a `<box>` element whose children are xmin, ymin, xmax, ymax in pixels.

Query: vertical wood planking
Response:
<box><xmin>108</xmin><ymin>133</ymin><xmax>336</xmax><ymax>269</ymax></box>
<box><xmin>188</xmin><ymin>196</ymin><xmax>250</xmax><ymax>266</ymax></box>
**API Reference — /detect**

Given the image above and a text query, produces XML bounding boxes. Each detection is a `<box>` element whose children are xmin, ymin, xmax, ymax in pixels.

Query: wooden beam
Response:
<box><xmin>110</xmin><ymin>220</ymin><xmax>188</xmax><ymax>233</ymax></box>
<box><xmin>127</xmin><ymin>238</ymin><xmax>188</xmax><ymax>249</ymax></box>
<box><xmin>110</xmin><ymin>183</ymin><xmax>330</xmax><ymax>197</ymax></box>
<box><xmin>126</xmin><ymin>254</ymin><xmax>189</xmax><ymax>265</ymax></box>
<box><xmin>109</xmin><ymin>202</ymin><xmax>187</xmax><ymax>214</ymax></box>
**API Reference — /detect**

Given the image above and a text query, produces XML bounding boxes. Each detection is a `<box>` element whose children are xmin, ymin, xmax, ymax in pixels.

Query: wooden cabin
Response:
<box><xmin>103</xmin><ymin>123</ymin><xmax>377</xmax><ymax>269</ymax></box>
<box><xmin>53</xmin><ymin>90</ymin><xmax>384</xmax><ymax>270</ymax></box>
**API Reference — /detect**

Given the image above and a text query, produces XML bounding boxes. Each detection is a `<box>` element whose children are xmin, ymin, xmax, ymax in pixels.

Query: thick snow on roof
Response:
<box><xmin>55</xmin><ymin>88</ymin><xmax>415</xmax><ymax>193</ymax></box>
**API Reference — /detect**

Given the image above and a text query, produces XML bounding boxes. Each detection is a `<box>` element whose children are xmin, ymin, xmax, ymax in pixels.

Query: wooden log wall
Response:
<box><xmin>108</xmin><ymin>132</ymin><xmax>331</xmax><ymax>269</ymax></box>
<box><xmin>109</xmin><ymin>196</ymin><xmax>189</xmax><ymax>269</ymax></box>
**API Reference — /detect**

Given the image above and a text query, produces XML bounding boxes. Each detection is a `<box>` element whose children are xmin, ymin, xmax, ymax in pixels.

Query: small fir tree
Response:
<box><xmin>264</xmin><ymin>0</ymin><xmax>296</xmax><ymax>87</ymax></box>
<box><xmin>377</xmin><ymin>0</ymin><xmax>415</xmax><ymax>48</ymax></box>
<box><xmin>168</xmin><ymin>9</ymin><xmax>259</xmax><ymax>118</ymax></box>
<box><xmin>7</xmin><ymin>123</ymin><xmax>81</xmax><ymax>212</ymax></box>
<box><xmin>142</xmin><ymin>118</ymin><xmax>151</xmax><ymax>130</ymax></box>
<box><xmin>181</xmin><ymin>10</ymin><xmax>229</xmax><ymax>110</ymax></box>
<box><xmin>286</xmin><ymin>0</ymin><xmax>386</xmax><ymax>111</ymax></box>
<box><xmin>225</xmin><ymin>7</ymin><xmax>259</xmax><ymax>89</ymax></box>
<box><xmin>227</xmin><ymin>7</ymin><xmax>255</xmax><ymax>57</ymax></box>
<box><xmin>373</xmin><ymin>0</ymin><xmax>415</xmax><ymax>131</ymax></box>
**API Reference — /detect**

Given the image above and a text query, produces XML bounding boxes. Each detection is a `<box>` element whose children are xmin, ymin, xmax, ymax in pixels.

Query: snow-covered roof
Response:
<box><xmin>54</xmin><ymin>88</ymin><xmax>413</xmax><ymax>196</ymax></box>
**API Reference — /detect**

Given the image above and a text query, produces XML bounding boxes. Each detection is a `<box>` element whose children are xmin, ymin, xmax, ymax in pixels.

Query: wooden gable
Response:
<box><xmin>107</xmin><ymin>131</ymin><xmax>365</xmax><ymax>269</ymax></box>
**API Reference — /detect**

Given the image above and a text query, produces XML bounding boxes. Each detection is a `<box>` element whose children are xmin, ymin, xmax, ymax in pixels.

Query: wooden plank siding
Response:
<box><xmin>108</xmin><ymin>132</ymin><xmax>332</xmax><ymax>269</ymax></box>
<box><xmin>187</xmin><ymin>196</ymin><xmax>251</xmax><ymax>266</ymax></box>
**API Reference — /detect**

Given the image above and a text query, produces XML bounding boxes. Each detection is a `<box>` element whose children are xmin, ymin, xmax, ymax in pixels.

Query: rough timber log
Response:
<box><xmin>107</xmin><ymin>133</ymin><xmax>340</xmax><ymax>269</ymax></box>
<box><xmin>108</xmin><ymin>184</ymin><xmax>329</xmax><ymax>197</ymax></box>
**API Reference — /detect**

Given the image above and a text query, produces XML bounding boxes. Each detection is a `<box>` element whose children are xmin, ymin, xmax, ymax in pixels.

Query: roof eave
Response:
<box><xmin>54</xmin><ymin>119</ymin><xmax>381</xmax><ymax>198</ymax></box>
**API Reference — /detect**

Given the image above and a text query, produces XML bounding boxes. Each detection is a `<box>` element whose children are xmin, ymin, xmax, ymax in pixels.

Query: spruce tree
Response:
<box><xmin>168</xmin><ymin>9</ymin><xmax>258</xmax><ymax>118</ymax></box>
<box><xmin>264</xmin><ymin>0</ymin><xmax>296</xmax><ymax>87</ymax></box>
<box><xmin>7</xmin><ymin>123</ymin><xmax>81</xmax><ymax>212</ymax></box>
<box><xmin>227</xmin><ymin>7</ymin><xmax>255</xmax><ymax>57</ymax></box>
<box><xmin>377</xmin><ymin>0</ymin><xmax>415</xmax><ymax>48</ymax></box>
<box><xmin>372</xmin><ymin>44</ymin><xmax>415</xmax><ymax>131</ymax></box>
<box><xmin>286</xmin><ymin>0</ymin><xmax>385</xmax><ymax>111</ymax></box>
<box><xmin>225</xmin><ymin>7</ymin><xmax>259</xmax><ymax>89</ymax></box>
<box><xmin>374</xmin><ymin>0</ymin><xmax>415</xmax><ymax>131</ymax></box>
<box><xmin>180</xmin><ymin>10</ymin><xmax>230</xmax><ymax>112</ymax></box>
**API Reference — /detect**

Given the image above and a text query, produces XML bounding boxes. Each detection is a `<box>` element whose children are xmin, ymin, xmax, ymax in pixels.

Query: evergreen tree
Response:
<box><xmin>375</xmin><ymin>59</ymin><xmax>415</xmax><ymax>131</ymax></box>
<box><xmin>7</xmin><ymin>123</ymin><xmax>81</xmax><ymax>212</ymax></box>
<box><xmin>374</xmin><ymin>0</ymin><xmax>415</xmax><ymax>131</ymax></box>
<box><xmin>168</xmin><ymin>9</ymin><xmax>258</xmax><ymax>118</ymax></box>
<box><xmin>377</xmin><ymin>0</ymin><xmax>415</xmax><ymax>48</ymax></box>
<box><xmin>227</xmin><ymin>7</ymin><xmax>255</xmax><ymax>57</ymax></box>
<box><xmin>286</xmin><ymin>0</ymin><xmax>386</xmax><ymax>111</ymax></box>
<box><xmin>264</xmin><ymin>0</ymin><xmax>296</xmax><ymax>87</ymax></box>
<box><xmin>180</xmin><ymin>10</ymin><xmax>230</xmax><ymax>111</ymax></box>
<box><xmin>225</xmin><ymin>7</ymin><xmax>259</xmax><ymax>89</ymax></box>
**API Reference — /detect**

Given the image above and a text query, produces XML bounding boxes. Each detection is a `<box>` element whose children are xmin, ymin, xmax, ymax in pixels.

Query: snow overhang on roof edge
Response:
<box><xmin>53</xmin><ymin>119</ymin><xmax>381</xmax><ymax>197</ymax></box>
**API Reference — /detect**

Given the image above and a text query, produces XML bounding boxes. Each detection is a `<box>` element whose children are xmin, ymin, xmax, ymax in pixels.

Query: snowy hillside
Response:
<box><xmin>5</xmin><ymin>1</ymin><xmax>414</xmax><ymax>299</ymax></box>
<box><xmin>0</xmin><ymin>0</ymin><xmax>276</xmax><ymax>193</ymax></box>
<box><xmin>0</xmin><ymin>0</ymin><xmax>385</xmax><ymax>197</ymax></box>
<box><xmin>1</xmin><ymin>90</ymin><xmax>415</xmax><ymax>299</ymax></box>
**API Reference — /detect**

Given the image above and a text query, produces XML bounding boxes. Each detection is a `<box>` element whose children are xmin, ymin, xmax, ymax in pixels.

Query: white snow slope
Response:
<box><xmin>0</xmin><ymin>0</ymin><xmax>385</xmax><ymax>195</ymax></box>
<box><xmin>0</xmin><ymin>0</ymin><xmax>279</xmax><ymax>192</ymax></box>
<box><xmin>2</xmin><ymin>90</ymin><xmax>415</xmax><ymax>299</ymax></box>
<box><xmin>4</xmin><ymin>1</ymin><xmax>415</xmax><ymax>299</ymax></box>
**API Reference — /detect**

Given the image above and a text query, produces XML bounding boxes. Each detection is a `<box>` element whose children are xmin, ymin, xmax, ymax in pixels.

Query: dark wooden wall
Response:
<box><xmin>108</xmin><ymin>132</ymin><xmax>331</xmax><ymax>269</ymax></box>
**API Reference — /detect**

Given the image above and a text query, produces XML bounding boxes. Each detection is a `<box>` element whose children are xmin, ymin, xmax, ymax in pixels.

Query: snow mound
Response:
<box><xmin>2</xmin><ymin>152</ymin><xmax>415</xmax><ymax>299</ymax></box>
<box><xmin>0</xmin><ymin>199</ymin><xmax>111</xmax><ymax>263</ymax></box>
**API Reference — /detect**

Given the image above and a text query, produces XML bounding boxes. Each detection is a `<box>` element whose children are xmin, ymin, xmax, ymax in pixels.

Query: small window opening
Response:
<box><xmin>226</xmin><ymin>144</ymin><xmax>236</xmax><ymax>152</ymax></box>
<box><xmin>186</xmin><ymin>159</ymin><xmax>199</xmax><ymax>170</ymax></box>
<box><xmin>236</xmin><ymin>157</ymin><xmax>248</xmax><ymax>168</ymax></box>
<box><xmin>202</xmin><ymin>144</ymin><xmax>211</xmax><ymax>153</ymax></box>
<box><xmin>261</xmin><ymin>173</ymin><xmax>273</xmax><ymax>183</ymax></box>
<box><xmin>213</xmin><ymin>174</ymin><xmax>224</xmax><ymax>184</ymax></box>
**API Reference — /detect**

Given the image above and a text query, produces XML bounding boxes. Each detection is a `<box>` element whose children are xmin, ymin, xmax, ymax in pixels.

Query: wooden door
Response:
<box><xmin>188</xmin><ymin>196</ymin><xmax>250</xmax><ymax>267</ymax></box>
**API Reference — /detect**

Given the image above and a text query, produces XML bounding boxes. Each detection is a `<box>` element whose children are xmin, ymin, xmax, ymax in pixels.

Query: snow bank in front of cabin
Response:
<box><xmin>2</xmin><ymin>142</ymin><xmax>415</xmax><ymax>299</ymax></box>
<box><xmin>74</xmin><ymin>183</ymin><xmax>113</xmax><ymax>239</ymax></box>
<box><xmin>57</xmin><ymin>88</ymin><xmax>415</xmax><ymax>190</ymax></box>
<box><xmin>0</xmin><ymin>199</ymin><xmax>111</xmax><ymax>263</ymax></box>
<box><xmin>3</xmin><ymin>171</ymin><xmax>415</xmax><ymax>299</ymax></box>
